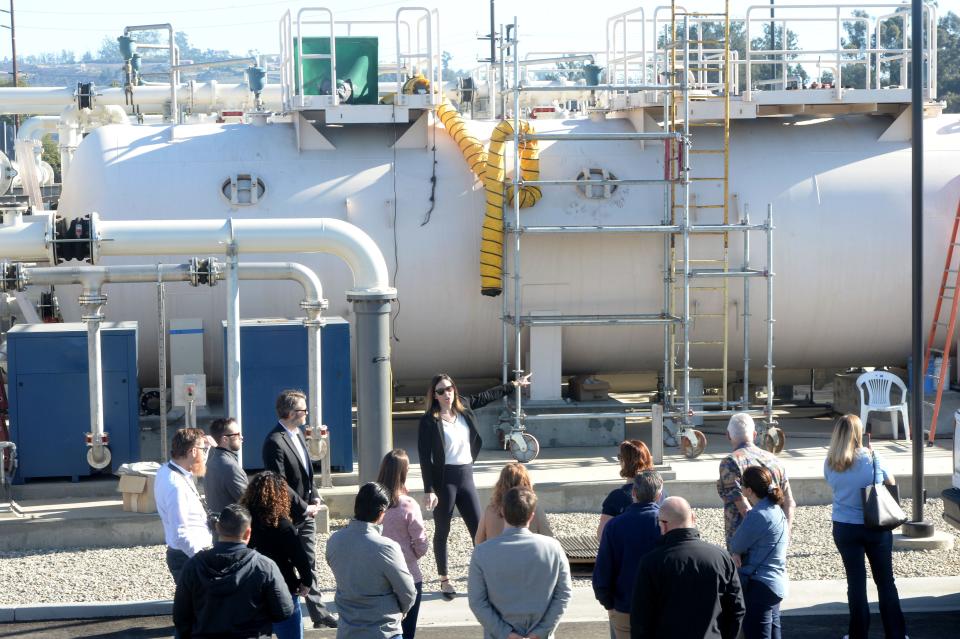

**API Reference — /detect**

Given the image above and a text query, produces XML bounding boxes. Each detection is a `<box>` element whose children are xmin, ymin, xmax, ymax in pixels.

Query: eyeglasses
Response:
<box><xmin>435</xmin><ymin>386</ymin><xmax>454</xmax><ymax>395</ymax></box>
<box><xmin>223</xmin><ymin>432</ymin><xmax>242</xmax><ymax>439</ymax></box>
<box><xmin>293</xmin><ymin>408</ymin><xmax>309</xmax><ymax>415</ymax></box>
<box><xmin>196</xmin><ymin>446</ymin><xmax>210</xmax><ymax>455</ymax></box>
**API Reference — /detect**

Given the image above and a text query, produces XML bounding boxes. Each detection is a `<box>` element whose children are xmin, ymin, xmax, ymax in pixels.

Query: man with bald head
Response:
<box><xmin>630</xmin><ymin>497</ymin><xmax>744</xmax><ymax>639</ymax></box>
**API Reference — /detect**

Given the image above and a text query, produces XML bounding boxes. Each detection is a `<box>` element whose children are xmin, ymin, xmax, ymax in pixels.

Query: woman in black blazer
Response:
<box><xmin>417</xmin><ymin>373</ymin><xmax>529</xmax><ymax>600</ymax></box>
<box><xmin>242</xmin><ymin>472</ymin><xmax>311</xmax><ymax>639</ymax></box>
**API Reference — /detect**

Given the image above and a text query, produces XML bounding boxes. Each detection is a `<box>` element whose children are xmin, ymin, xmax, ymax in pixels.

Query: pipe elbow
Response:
<box><xmin>315</xmin><ymin>218</ymin><xmax>393</xmax><ymax>297</ymax></box>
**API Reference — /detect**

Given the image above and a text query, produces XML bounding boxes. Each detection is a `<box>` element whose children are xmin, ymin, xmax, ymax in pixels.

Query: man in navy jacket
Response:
<box><xmin>593</xmin><ymin>470</ymin><xmax>663</xmax><ymax>639</ymax></box>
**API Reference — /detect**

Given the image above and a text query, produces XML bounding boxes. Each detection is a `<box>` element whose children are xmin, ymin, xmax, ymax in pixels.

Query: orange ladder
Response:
<box><xmin>922</xmin><ymin>199</ymin><xmax>960</xmax><ymax>444</ymax></box>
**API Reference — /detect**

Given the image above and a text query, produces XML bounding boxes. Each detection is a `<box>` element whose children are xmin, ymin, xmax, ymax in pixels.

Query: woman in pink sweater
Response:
<box><xmin>377</xmin><ymin>449</ymin><xmax>429</xmax><ymax>639</ymax></box>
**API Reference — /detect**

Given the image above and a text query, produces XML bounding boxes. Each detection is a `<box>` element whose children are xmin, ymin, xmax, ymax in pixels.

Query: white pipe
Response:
<box><xmin>226</xmin><ymin>242</ymin><xmax>242</xmax><ymax>465</ymax></box>
<box><xmin>94</xmin><ymin>217</ymin><xmax>392</xmax><ymax>295</ymax></box>
<box><xmin>0</xmin><ymin>84</ymin><xmax>283</xmax><ymax>116</ymax></box>
<box><xmin>15</xmin><ymin>117</ymin><xmax>58</xmax><ymax>145</ymax></box>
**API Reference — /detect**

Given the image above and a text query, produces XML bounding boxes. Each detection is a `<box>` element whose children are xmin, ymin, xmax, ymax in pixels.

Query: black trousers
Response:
<box><xmin>297</xmin><ymin>516</ymin><xmax>332</xmax><ymax>623</ymax></box>
<box><xmin>433</xmin><ymin>463</ymin><xmax>482</xmax><ymax>575</ymax></box>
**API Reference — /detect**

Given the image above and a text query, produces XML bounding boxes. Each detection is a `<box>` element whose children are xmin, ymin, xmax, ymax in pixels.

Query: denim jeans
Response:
<box><xmin>743</xmin><ymin>580</ymin><xmax>782</xmax><ymax>639</ymax></box>
<box><xmin>832</xmin><ymin>521</ymin><xmax>907</xmax><ymax>639</ymax></box>
<box><xmin>401</xmin><ymin>581</ymin><xmax>423</xmax><ymax>639</ymax></box>
<box><xmin>273</xmin><ymin>599</ymin><xmax>303</xmax><ymax>639</ymax></box>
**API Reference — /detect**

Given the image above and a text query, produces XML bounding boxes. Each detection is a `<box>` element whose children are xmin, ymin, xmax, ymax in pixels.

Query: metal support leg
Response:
<box><xmin>81</xmin><ymin>289</ymin><xmax>111</xmax><ymax>469</ymax></box>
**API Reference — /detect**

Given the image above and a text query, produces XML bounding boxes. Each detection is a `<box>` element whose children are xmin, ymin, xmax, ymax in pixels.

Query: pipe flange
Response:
<box><xmin>0</xmin><ymin>261</ymin><xmax>27</xmax><ymax>292</ymax></box>
<box><xmin>80</xmin><ymin>313</ymin><xmax>106</xmax><ymax>322</ymax></box>
<box><xmin>189</xmin><ymin>257</ymin><xmax>221</xmax><ymax>287</ymax></box>
<box><xmin>300</xmin><ymin>299</ymin><xmax>329</xmax><ymax>312</ymax></box>
<box><xmin>78</xmin><ymin>292</ymin><xmax>108</xmax><ymax>306</ymax></box>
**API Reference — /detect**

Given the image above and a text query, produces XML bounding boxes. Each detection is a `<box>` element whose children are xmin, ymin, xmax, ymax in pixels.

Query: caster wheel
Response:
<box><xmin>763</xmin><ymin>427</ymin><xmax>785</xmax><ymax>454</ymax></box>
<box><xmin>509</xmin><ymin>433</ymin><xmax>540</xmax><ymax>463</ymax></box>
<box><xmin>680</xmin><ymin>430</ymin><xmax>707</xmax><ymax>459</ymax></box>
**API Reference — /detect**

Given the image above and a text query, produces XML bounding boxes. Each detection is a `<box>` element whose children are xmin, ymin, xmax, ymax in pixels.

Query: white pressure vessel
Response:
<box><xmin>54</xmin><ymin>112</ymin><xmax>959</xmax><ymax>386</ymax></box>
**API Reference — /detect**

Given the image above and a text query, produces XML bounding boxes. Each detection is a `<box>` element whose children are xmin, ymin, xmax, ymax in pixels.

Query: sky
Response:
<box><xmin>6</xmin><ymin>0</ymin><xmax>960</xmax><ymax>73</ymax></box>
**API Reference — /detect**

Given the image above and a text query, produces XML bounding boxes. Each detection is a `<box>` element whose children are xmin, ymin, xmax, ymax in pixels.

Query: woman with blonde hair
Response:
<box><xmin>824</xmin><ymin>414</ymin><xmax>906</xmax><ymax>639</ymax></box>
<box><xmin>597</xmin><ymin>440</ymin><xmax>660</xmax><ymax>538</ymax></box>
<box><xmin>475</xmin><ymin>462</ymin><xmax>553</xmax><ymax>543</ymax></box>
<box><xmin>377</xmin><ymin>449</ymin><xmax>428</xmax><ymax>639</ymax></box>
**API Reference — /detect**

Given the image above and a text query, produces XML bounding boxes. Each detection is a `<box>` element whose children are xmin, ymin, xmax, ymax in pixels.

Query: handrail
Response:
<box><xmin>744</xmin><ymin>3</ymin><xmax>936</xmax><ymax>101</ymax></box>
<box><xmin>297</xmin><ymin>7</ymin><xmax>337</xmax><ymax>107</ymax></box>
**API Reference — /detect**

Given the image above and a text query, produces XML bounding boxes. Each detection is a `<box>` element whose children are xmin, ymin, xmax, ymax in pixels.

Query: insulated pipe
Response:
<box><xmin>349</xmin><ymin>294</ymin><xmax>394</xmax><ymax>484</ymax></box>
<box><xmin>93</xmin><ymin>217</ymin><xmax>391</xmax><ymax>295</ymax></box>
<box><xmin>0</xmin><ymin>215</ymin><xmax>394</xmax><ymax>479</ymax></box>
<box><xmin>0</xmin><ymin>84</ymin><xmax>284</xmax><ymax>116</ymax></box>
<box><xmin>226</xmin><ymin>242</ymin><xmax>241</xmax><ymax>464</ymax></box>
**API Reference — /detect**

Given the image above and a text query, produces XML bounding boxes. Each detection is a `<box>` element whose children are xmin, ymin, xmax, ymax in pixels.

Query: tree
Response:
<box><xmin>41</xmin><ymin>134</ymin><xmax>60</xmax><ymax>182</ymax></box>
<box><xmin>939</xmin><ymin>12</ymin><xmax>960</xmax><ymax>112</ymax></box>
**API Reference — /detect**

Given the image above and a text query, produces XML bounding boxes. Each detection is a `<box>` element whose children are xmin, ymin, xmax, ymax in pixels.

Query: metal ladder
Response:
<box><xmin>667</xmin><ymin>3</ymin><xmax>733</xmax><ymax>439</ymax></box>
<box><xmin>922</xmin><ymin>198</ymin><xmax>960</xmax><ymax>445</ymax></box>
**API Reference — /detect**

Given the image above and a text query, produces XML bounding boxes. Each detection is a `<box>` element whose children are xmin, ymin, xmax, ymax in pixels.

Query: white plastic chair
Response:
<box><xmin>856</xmin><ymin>371</ymin><xmax>910</xmax><ymax>440</ymax></box>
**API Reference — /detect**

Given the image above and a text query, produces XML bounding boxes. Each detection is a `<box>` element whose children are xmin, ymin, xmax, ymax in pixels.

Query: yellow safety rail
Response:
<box><xmin>480</xmin><ymin>119</ymin><xmax>541</xmax><ymax>296</ymax></box>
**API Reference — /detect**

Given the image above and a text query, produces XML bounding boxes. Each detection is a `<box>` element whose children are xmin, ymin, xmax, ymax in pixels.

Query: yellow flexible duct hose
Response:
<box><xmin>480</xmin><ymin>119</ymin><xmax>541</xmax><ymax>296</ymax></box>
<box><xmin>436</xmin><ymin>98</ymin><xmax>487</xmax><ymax>180</ymax></box>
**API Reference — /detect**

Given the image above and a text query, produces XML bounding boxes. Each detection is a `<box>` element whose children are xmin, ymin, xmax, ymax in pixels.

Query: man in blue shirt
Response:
<box><xmin>593</xmin><ymin>470</ymin><xmax>663</xmax><ymax>639</ymax></box>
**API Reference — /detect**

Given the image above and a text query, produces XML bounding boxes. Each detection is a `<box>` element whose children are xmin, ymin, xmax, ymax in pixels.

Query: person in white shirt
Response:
<box><xmin>155</xmin><ymin>427</ymin><xmax>213</xmax><ymax>583</ymax></box>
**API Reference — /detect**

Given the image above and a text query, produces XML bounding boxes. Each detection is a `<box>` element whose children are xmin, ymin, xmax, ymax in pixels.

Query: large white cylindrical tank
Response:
<box><xmin>54</xmin><ymin>112</ymin><xmax>960</xmax><ymax>386</ymax></box>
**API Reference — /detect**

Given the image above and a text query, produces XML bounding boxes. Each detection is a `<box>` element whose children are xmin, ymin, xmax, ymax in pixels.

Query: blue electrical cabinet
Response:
<box><xmin>223</xmin><ymin>318</ymin><xmax>353</xmax><ymax>472</ymax></box>
<box><xmin>7</xmin><ymin>322</ymin><xmax>140</xmax><ymax>482</ymax></box>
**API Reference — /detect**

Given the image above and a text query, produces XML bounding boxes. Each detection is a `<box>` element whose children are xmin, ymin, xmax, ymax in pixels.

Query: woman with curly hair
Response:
<box><xmin>597</xmin><ymin>440</ymin><xmax>662</xmax><ymax>539</ymax></box>
<box><xmin>475</xmin><ymin>462</ymin><xmax>552</xmax><ymax>543</ymax></box>
<box><xmin>241</xmin><ymin>471</ymin><xmax>311</xmax><ymax>639</ymax></box>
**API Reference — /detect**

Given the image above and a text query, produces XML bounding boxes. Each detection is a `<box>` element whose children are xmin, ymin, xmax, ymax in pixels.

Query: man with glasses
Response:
<box><xmin>263</xmin><ymin>389</ymin><xmax>338</xmax><ymax>629</ymax></box>
<box><xmin>155</xmin><ymin>427</ymin><xmax>214</xmax><ymax>584</ymax></box>
<box><xmin>205</xmin><ymin>417</ymin><xmax>248</xmax><ymax>517</ymax></box>
<box><xmin>630</xmin><ymin>497</ymin><xmax>744</xmax><ymax>639</ymax></box>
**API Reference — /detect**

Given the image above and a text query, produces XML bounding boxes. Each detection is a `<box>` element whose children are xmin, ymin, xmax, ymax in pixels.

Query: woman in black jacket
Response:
<box><xmin>241</xmin><ymin>471</ymin><xmax>311</xmax><ymax>639</ymax></box>
<box><xmin>417</xmin><ymin>372</ymin><xmax>528</xmax><ymax>600</ymax></box>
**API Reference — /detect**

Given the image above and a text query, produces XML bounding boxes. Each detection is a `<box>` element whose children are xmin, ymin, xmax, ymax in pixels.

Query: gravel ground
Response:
<box><xmin>0</xmin><ymin>499</ymin><xmax>956</xmax><ymax>605</ymax></box>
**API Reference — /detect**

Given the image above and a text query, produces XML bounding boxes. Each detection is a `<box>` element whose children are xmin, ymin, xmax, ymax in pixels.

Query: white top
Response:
<box><xmin>154</xmin><ymin>461</ymin><xmax>212</xmax><ymax>556</ymax></box>
<box><xmin>441</xmin><ymin>414</ymin><xmax>473</xmax><ymax>465</ymax></box>
<box><xmin>284</xmin><ymin>425</ymin><xmax>310</xmax><ymax>472</ymax></box>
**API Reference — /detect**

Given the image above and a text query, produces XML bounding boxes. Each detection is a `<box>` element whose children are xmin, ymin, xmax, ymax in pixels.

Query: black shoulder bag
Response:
<box><xmin>860</xmin><ymin>451</ymin><xmax>908</xmax><ymax>531</ymax></box>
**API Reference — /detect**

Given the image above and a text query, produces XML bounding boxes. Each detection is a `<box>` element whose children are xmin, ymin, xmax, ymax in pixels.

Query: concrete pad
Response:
<box><xmin>893</xmin><ymin>530</ymin><xmax>955</xmax><ymax>551</ymax></box>
<box><xmin>0</xmin><ymin>600</ymin><xmax>173</xmax><ymax>622</ymax></box>
<box><xmin>783</xmin><ymin>577</ymin><xmax>960</xmax><ymax>616</ymax></box>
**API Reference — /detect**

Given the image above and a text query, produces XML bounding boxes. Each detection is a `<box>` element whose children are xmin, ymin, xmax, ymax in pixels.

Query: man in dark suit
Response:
<box><xmin>263</xmin><ymin>389</ymin><xmax>338</xmax><ymax>629</ymax></box>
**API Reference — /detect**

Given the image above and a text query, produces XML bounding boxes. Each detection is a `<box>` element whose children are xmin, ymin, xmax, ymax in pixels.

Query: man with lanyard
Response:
<box><xmin>263</xmin><ymin>389</ymin><xmax>338</xmax><ymax>629</ymax></box>
<box><xmin>156</xmin><ymin>427</ymin><xmax>213</xmax><ymax>583</ymax></box>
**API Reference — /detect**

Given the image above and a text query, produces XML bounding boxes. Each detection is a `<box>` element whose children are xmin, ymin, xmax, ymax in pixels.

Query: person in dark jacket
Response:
<box><xmin>205</xmin><ymin>417</ymin><xmax>248</xmax><ymax>516</ymax></box>
<box><xmin>242</xmin><ymin>472</ymin><xmax>312</xmax><ymax>639</ymax></box>
<box><xmin>417</xmin><ymin>373</ymin><xmax>528</xmax><ymax>600</ymax></box>
<box><xmin>631</xmin><ymin>496</ymin><xmax>745</xmax><ymax>639</ymax></box>
<box><xmin>593</xmin><ymin>470</ymin><xmax>663</xmax><ymax>639</ymax></box>
<box><xmin>173</xmin><ymin>503</ymin><xmax>293</xmax><ymax>639</ymax></box>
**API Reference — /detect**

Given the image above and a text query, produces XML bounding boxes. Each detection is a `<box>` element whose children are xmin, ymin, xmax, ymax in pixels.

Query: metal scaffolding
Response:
<box><xmin>497</xmin><ymin>1</ymin><xmax>777</xmax><ymax>461</ymax></box>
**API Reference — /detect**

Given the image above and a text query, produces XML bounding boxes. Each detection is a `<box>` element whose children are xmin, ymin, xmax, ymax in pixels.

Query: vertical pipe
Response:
<box><xmin>743</xmin><ymin>206</ymin><xmax>751</xmax><ymax>410</ymax></box>
<box><xmin>905</xmin><ymin>0</ymin><xmax>932</xmax><ymax>536</ymax></box>
<box><xmin>225</xmin><ymin>242</ymin><xmax>243</xmax><ymax>466</ymax></box>
<box><xmin>81</xmin><ymin>286</ymin><xmax>111</xmax><ymax>469</ymax></box>
<box><xmin>512</xmin><ymin>17</ymin><xmax>523</xmax><ymax>433</ymax></box>
<box><xmin>682</xmin><ymin>14</ymin><xmax>691</xmax><ymax>425</ymax></box>
<box><xmin>9</xmin><ymin>0</ymin><xmax>18</xmax><ymax>131</ymax></box>
<box><xmin>306</xmin><ymin>316</ymin><xmax>328</xmax><ymax>487</ymax></box>
<box><xmin>766</xmin><ymin>205</ymin><xmax>774</xmax><ymax>421</ymax></box>
<box><xmin>662</xmin><ymin>82</ymin><xmax>671</xmax><ymax>414</ymax></box>
<box><xmin>489</xmin><ymin>0</ymin><xmax>496</xmax><ymax>67</ymax></box>
<box><xmin>157</xmin><ymin>278</ymin><xmax>168</xmax><ymax>461</ymax></box>
<box><xmin>350</xmin><ymin>295</ymin><xmax>394</xmax><ymax>484</ymax></box>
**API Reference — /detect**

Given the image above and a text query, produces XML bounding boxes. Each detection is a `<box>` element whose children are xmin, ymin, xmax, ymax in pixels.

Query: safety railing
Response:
<box><xmin>743</xmin><ymin>3</ymin><xmax>937</xmax><ymax>101</ymax></box>
<box><xmin>277</xmin><ymin>6</ymin><xmax>441</xmax><ymax>112</ymax></box>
